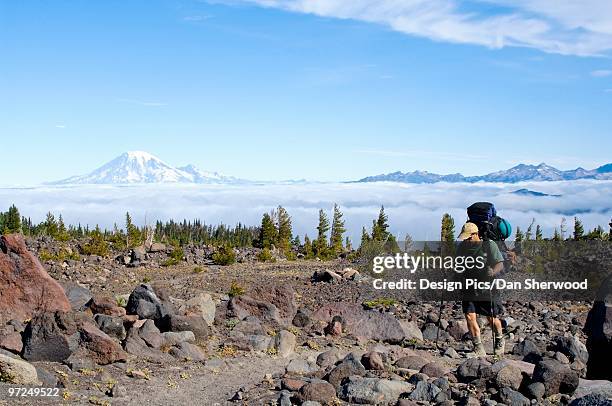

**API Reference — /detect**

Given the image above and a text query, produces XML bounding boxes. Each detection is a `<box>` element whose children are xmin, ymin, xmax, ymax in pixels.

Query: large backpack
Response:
<box><xmin>467</xmin><ymin>202</ymin><xmax>512</xmax><ymax>241</ymax></box>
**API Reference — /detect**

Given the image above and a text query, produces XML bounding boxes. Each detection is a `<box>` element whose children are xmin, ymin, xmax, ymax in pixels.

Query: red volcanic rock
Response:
<box><xmin>0</xmin><ymin>234</ymin><xmax>71</xmax><ymax>323</ymax></box>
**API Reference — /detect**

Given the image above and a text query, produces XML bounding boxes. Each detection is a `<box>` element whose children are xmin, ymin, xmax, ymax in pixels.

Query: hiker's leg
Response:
<box><xmin>487</xmin><ymin>316</ymin><xmax>503</xmax><ymax>335</ymax></box>
<box><xmin>465</xmin><ymin>312</ymin><xmax>480</xmax><ymax>337</ymax></box>
<box><xmin>465</xmin><ymin>312</ymin><xmax>486</xmax><ymax>356</ymax></box>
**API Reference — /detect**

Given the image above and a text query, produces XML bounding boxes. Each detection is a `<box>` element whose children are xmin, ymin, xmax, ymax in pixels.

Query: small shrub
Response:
<box><xmin>228</xmin><ymin>281</ymin><xmax>244</xmax><ymax>298</ymax></box>
<box><xmin>161</xmin><ymin>258</ymin><xmax>180</xmax><ymax>267</ymax></box>
<box><xmin>217</xmin><ymin>344</ymin><xmax>237</xmax><ymax>358</ymax></box>
<box><xmin>362</xmin><ymin>297</ymin><xmax>397</xmax><ymax>309</ymax></box>
<box><xmin>213</xmin><ymin>245</ymin><xmax>236</xmax><ymax>265</ymax></box>
<box><xmin>225</xmin><ymin>318</ymin><xmax>239</xmax><ymax>329</ymax></box>
<box><xmin>193</xmin><ymin>266</ymin><xmax>205</xmax><ymax>273</ymax></box>
<box><xmin>142</xmin><ymin>276</ymin><xmax>152</xmax><ymax>283</ymax></box>
<box><xmin>39</xmin><ymin>248</ymin><xmax>80</xmax><ymax>262</ymax></box>
<box><xmin>116</xmin><ymin>296</ymin><xmax>127</xmax><ymax>307</ymax></box>
<box><xmin>257</xmin><ymin>248</ymin><xmax>275</xmax><ymax>262</ymax></box>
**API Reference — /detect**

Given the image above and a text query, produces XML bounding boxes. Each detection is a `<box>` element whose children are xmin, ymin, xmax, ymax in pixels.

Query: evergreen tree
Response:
<box><xmin>44</xmin><ymin>212</ymin><xmax>58</xmax><ymax>238</ymax></box>
<box><xmin>535</xmin><ymin>224</ymin><xmax>543</xmax><ymax>240</ymax></box>
<box><xmin>329</xmin><ymin>204</ymin><xmax>346</xmax><ymax>255</ymax></box>
<box><xmin>552</xmin><ymin>227</ymin><xmax>561</xmax><ymax>241</ymax></box>
<box><xmin>258</xmin><ymin>213</ymin><xmax>277</xmax><ymax>249</ymax></box>
<box><xmin>371</xmin><ymin>206</ymin><xmax>390</xmax><ymax>242</ymax></box>
<box><xmin>303</xmin><ymin>235</ymin><xmax>314</xmax><ymax>259</ymax></box>
<box><xmin>609</xmin><ymin>219</ymin><xmax>612</xmax><ymax>241</ymax></box>
<box><xmin>292</xmin><ymin>235</ymin><xmax>301</xmax><ymax>247</ymax></box>
<box><xmin>4</xmin><ymin>205</ymin><xmax>21</xmax><ymax>233</ymax></box>
<box><xmin>440</xmin><ymin>213</ymin><xmax>455</xmax><ymax>242</ymax></box>
<box><xmin>359</xmin><ymin>226</ymin><xmax>370</xmax><ymax>250</ymax></box>
<box><xmin>56</xmin><ymin>214</ymin><xmax>70</xmax><ymax>241</ymax></box>
<box><xmin>573</xmin><ymin>217</ymin><xmax>584</xmax><ymax>241</ymax></box>
<box><xmin>126</xmin><ymin>212</ymin><xmax>141</xmax><ymax>248</ymax></box>
<box><xmin>315</xmin><ymin>209</ymin><xmax>330</xmax><ymax>257</ymax></box>
<box><xmin>276</xmin><ymin>206</ymin><xmax>293</xmax><ymax>252</ymax></box>
<box><xmin>515</xmin><ymin>227</ymin><xmax>524</xmax><ymax>242</ymax></box>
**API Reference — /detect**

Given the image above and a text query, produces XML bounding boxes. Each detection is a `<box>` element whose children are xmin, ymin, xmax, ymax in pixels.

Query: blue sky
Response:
<box><xmin>1</xmin><ymin>0</ymin><xmax>611</xmax><ymax>184</ymax></box>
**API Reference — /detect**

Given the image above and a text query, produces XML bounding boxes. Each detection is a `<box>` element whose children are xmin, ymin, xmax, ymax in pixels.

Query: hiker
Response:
<box><xmin>457</xmin><ymin>222</ymin><xmax>505</xmax><ymax>357</ymax></box>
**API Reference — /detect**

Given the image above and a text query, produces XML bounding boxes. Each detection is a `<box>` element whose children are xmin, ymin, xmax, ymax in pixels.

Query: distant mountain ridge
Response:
<box><xmin>358</xmin><ymin>163</ymin><xmax>612</xmax><ymax>184</ymax></box>
<box><xmin>49</xmin><ymin>151</ymin><xmax>246</xmax><ymax>185</ymax></box>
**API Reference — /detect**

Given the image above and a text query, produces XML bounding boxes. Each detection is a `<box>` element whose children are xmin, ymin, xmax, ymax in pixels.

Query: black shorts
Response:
<box><xmin>462</xmin><ymin>300</ymin><xmax>503</xmax><ymax>317</ymax></box>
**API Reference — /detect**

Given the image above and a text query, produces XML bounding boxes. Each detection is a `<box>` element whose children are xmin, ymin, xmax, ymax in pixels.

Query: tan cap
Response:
<box><xmin>458</xmin><ymin>222</ymin><xmax>479</xmax><ymax>241</ymax></box>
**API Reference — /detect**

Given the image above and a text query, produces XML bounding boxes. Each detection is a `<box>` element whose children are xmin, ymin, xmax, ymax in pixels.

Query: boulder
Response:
<box><xmin>274</xmin><ymin>330</ymin><xmax>296</xmax><ymax>358</ymax></box>
<box><xmin>162</xmin><ymin>331</ymin><xmax>195</xmax><ymax>346</ymax></box>
<box><xmin>313</xmin><ymin>303</ymin><xmax>408</xmax><ymax>343</ymax></box>
<box><xmin>228</xmin><ymin>286</ymin><xmax>296</xmax><ymax>326</ymax></box>
<box><xmin>316</xmin><ymin>349</ymin><xmax>341</xmax><ymax>368</ymax></box>
<box><xmin>532</xmin><ymin>358</ymin><xmax>579</xmax><ymax>397</ymax></box>
<box><xmin>22</xmin><ymin>311</ymin><xmax>126</xmax><ymax>365</ymax></box>
<box><xmin>421</xmin><ymin>323</ymin><xmax>451</xmax><ymax>342</ymax></box>
<box><xmin>498</xmin><ymin>387</ymin><xmax>530</xmax><ymax>406</ymax></box>
<box><xmin>409</xmin><ymin>381</ymin><xmax>442</xmax><ymax>402</ymax></box>
<box><xmin>0</xmin><ymin>353</ymin><xmax>39</xmax><ymax>385</ymax></box>
<box><xmin>341</xmin><ymin>376</ymin><xmax>413</xmax><ymax>405</ymax></box>
<box><xmin>492</xmin><ymin>363</ymin><xmax>523</xmax><ymax>390</ymax></box>
<box><xmin>512</xmin><ymin>339</ymin><xmax>542</xmax><ymax>363</ymax></box>
<box><xmin>419</xmin><ymin>361</ymin><xmax>450</xmax><ymax>378</ymax></box>
<box><xmin>123</xmin><ymin>323</ymin><xmax>174</xmax><ymax>363</ymax></box>
<box><xmin>395</xmin><ymin>355</ymin><xmax>429</xmax><ymax>371</ymax></box>
<box><xmin>569</xmin><ymin>393</ymin><xmax>612</xmax><ymax>406</ymax></box>
<box><xmin>299</xmin><ymin>381</ymin><xmax>337</xmax><ymax>404</ymax></box>
<box><xmin>62</xmin><ymin>283</ymin><xmax>93</xmax><ymax>311</ymax></box>
<box><xmin>326</xmin><ymin>353</ymin><xmax>366</xmax><ymax>388</ymax></box>
<box><xmin>179</xmin><ymin>293</ymin><xmax>216</xmax><ymax>327</ymax></box>
<box><xmin>285</xmin><ymin>358</ymin><xmax>319</xmax><ymax>375</ymax></box>
<box><xmin>89</xmin><ymin>296</ymin><xmax>126</xmax><ymax>317</ymax></box>
<box><xmin>164</xmin><ymin>314</ymin><xmax>209</xmax><ymax>340</ymax></box>
<box><xmin>447</xmin><ymin>319</ymin><xmax>469</xmax><ymax>341</ymax></box>
<box><xmin>0</xmin><ymin>234</ymin><xmax>71</xmax><ymax>323</ymax></box>
<box><xmin>94</xmin><ymin>314</ymin><xmax>126</xmax><ymax>341</ymax></box>
<box><xmin>229</xmin><ymin>317</ymin><xmax>272</xmax><ymax>352</ymax></box>
<box><xmin>0</xmin><ymin>330</ymin><xmax>23</xmax><ymax>354</ymax></box>
<box><xmin>362</xmin><ymin>351</ymin><xmax>385</xmax><ymax>370</ymax></box>
<box><xmin>554</xmin><ymin>335</ymin><xmax>589</xmax><ymax>364</ymax></box>
<box><xmin>457</xmin><ymin>358</ymin><xmax>493</xmax><ymax>383</ymax></box>
<box><xmin>169</xmin><ymin>342</ymin><xmax>205</xmax><ymax>361</ymax></box>
<box><xmin>399</xmin><ymin>320</ymin><xmax>423</xmax><ymax>342</ymax></box>
<box><xmin>525</xmin><ymin>382</ymin><xmax>545</xmax><ymax>400</ymax></box>
<box><xmin>126</xmin><ymin>284</ymin><xmax>172</xmax><ymax>323</ymax></box>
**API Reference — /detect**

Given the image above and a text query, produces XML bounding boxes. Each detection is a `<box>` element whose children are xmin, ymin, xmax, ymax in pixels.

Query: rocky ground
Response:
<box><xmin>0</xmin><ymin>234</ymin><xmax>611</xmax><ymax>406</ymax></box>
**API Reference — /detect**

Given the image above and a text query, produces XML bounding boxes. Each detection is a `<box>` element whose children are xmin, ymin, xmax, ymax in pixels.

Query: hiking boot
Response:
<box><xmin>494</xmin><ymin>336</ymin><xmax>505</xmax><ymax>356</ymax></box>
<box><xmin>473</xmin><ymin>342</ymin><xmax>487</xmax><ymax>357</ymax></box>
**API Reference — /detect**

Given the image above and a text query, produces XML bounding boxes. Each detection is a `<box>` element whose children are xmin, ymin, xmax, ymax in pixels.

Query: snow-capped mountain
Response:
<box><xmin>177</xmin><ymin>164</ymin><xmax>243</xmax><ymax>184</ymax></box>
<box><xmin>358</xmin><ymin>163</ymin><xmax>612</xmax><ymax>184</ymax></box>
<box><xmin>49</xmin><ymin>151</ymin><xmax>246</xmax><ymax>185</ymax></box>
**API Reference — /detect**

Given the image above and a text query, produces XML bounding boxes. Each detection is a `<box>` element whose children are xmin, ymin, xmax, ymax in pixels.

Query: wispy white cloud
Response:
<box><xmin>55</xmin><ymin>124</ymin><xmax>66</xmax><ymax>129</ymax></box>
<box><xmin>183</xmin><ymin>15</ymin><xmax>212</xmax><ymax>21</ymax></box>
<box><xmin>227</xmin><ymin>0</ymin><xmax>612</xmax><ymax>56</ymax></box>
<box><xmin>591</xmin><ymin>69</ymin><xmax>612</xmax><ymax>77</ymax></box>
<box><xmin>117</xmin><ymin>98</ymin><xmax>168</xmax><ymax>107</ymax></box>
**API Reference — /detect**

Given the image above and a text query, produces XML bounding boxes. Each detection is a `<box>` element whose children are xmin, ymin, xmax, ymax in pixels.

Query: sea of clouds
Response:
<box><xmin>1</xmin><ymin>180</ymin><xmax>610</xmax><ymax>241</ymax></box>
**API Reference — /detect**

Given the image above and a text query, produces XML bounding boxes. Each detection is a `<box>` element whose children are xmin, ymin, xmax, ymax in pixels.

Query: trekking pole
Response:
<box><xmin>489</xmin><ymin>289</ymin><xmax>496</xmax><ymax>356</ymax></box>
<box><xmin>435</xmin><ymin>299</ymin><xmax>444</xmax><ymax>350</ymax></box>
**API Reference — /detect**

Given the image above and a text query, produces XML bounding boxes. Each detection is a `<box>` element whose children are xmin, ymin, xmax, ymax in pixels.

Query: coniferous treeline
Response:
<box><xmin>1</xmin><ymin>204</ymin><xmax>610</xmax><ymax>261</ymax></box>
